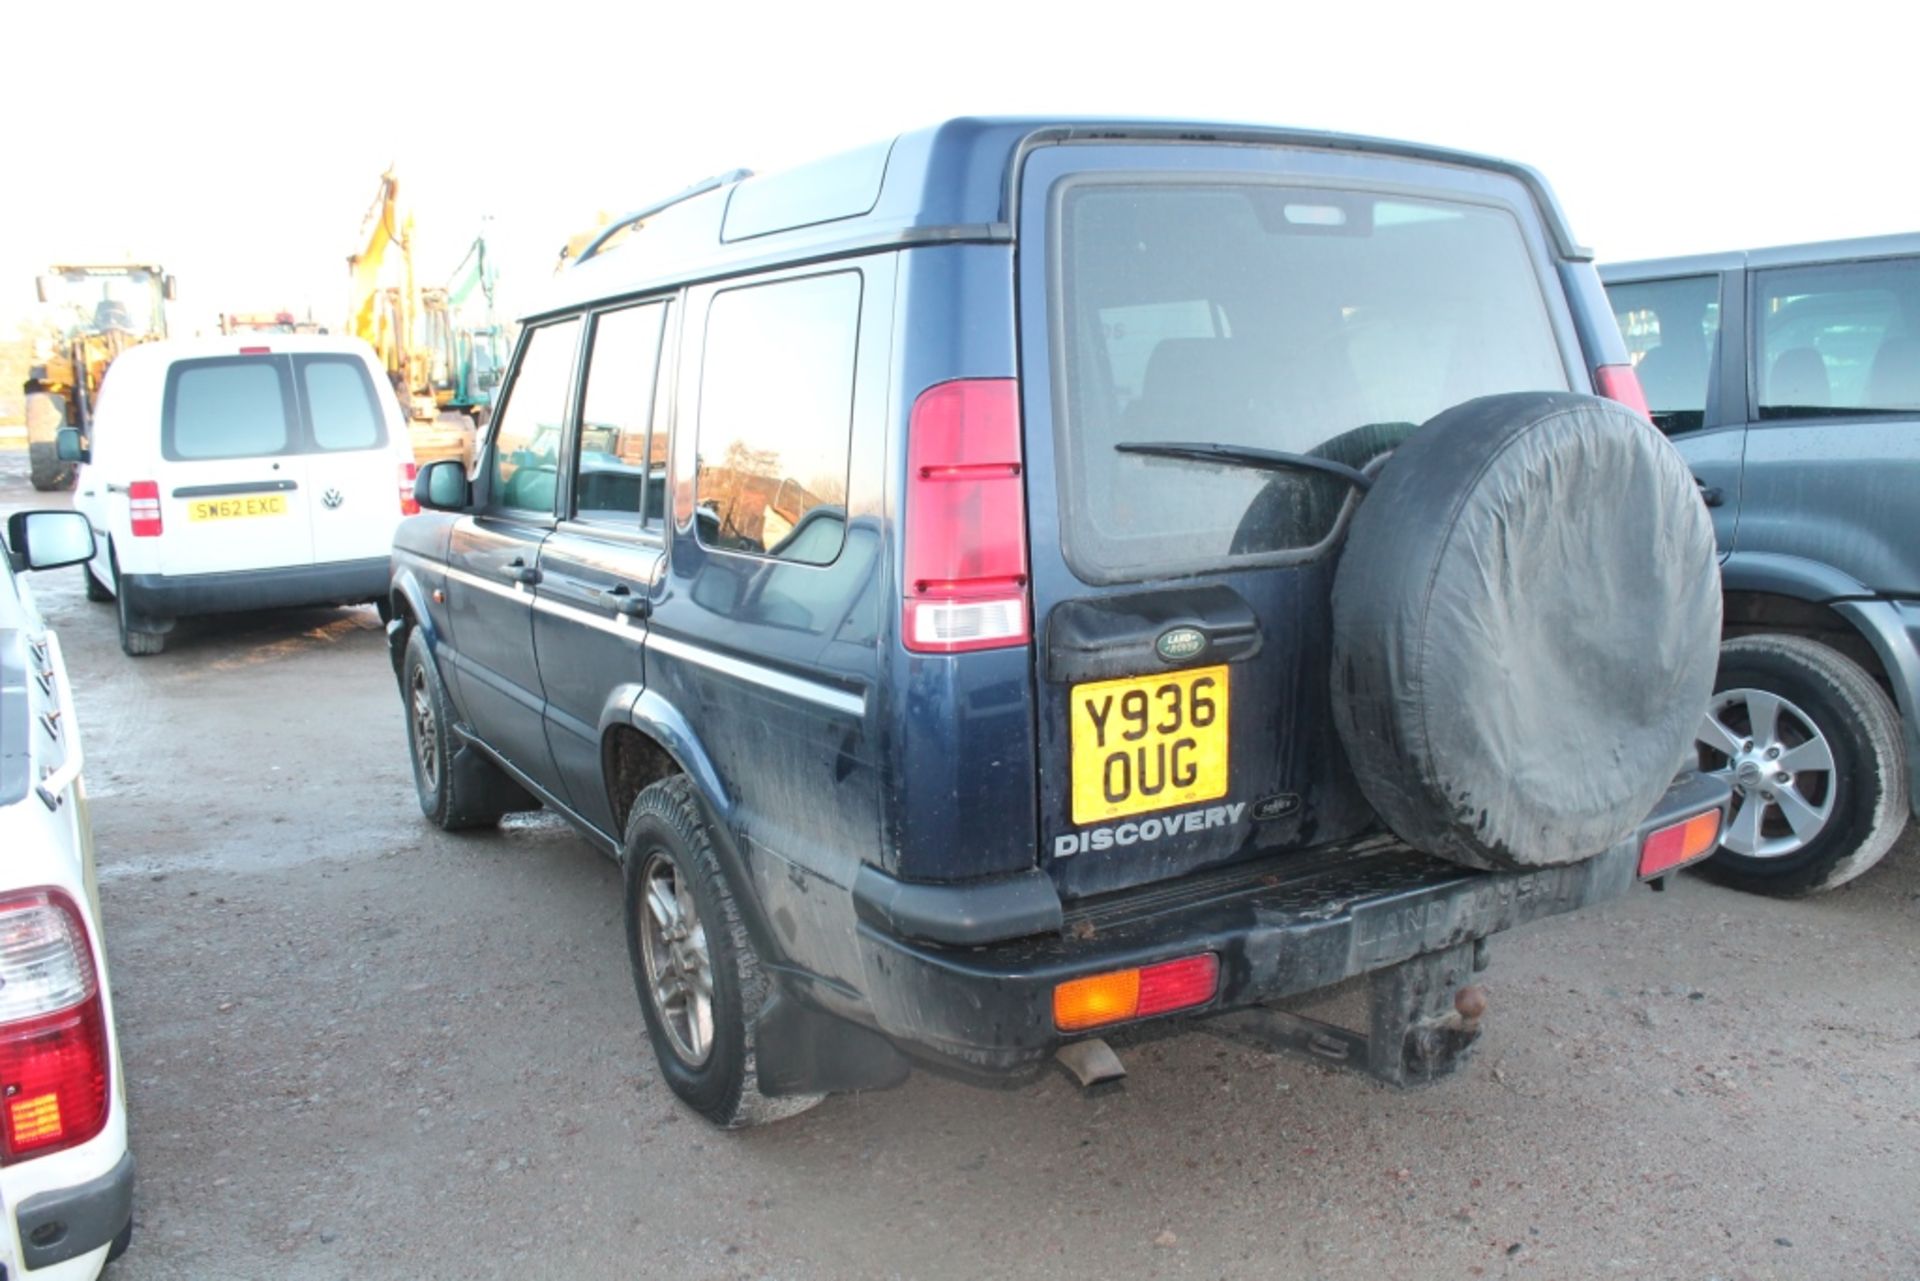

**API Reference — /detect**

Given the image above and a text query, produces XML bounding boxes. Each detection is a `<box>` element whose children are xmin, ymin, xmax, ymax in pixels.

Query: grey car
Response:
<box><xmin>1603</xmin><ymin>235</ymin><xmax>1920</xmax><ymax>894</ymax></box>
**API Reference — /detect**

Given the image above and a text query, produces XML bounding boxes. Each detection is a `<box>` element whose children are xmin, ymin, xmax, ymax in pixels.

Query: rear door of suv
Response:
<box><xmin>156</xmin><ymin>353</ymin><xmax>315</xmax><ymax>575</ymax></box>
<box><xmin>1016</xmin><ymin>140</ymin><xmax>1589</xmax><ymax>899</ymax></box>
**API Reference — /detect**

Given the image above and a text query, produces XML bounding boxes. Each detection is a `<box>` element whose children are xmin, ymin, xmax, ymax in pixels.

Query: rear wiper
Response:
<box><xmin>1114</xmin><ymin>441</ymin><xmax>1374</xmax><ymax>492</ymax></box>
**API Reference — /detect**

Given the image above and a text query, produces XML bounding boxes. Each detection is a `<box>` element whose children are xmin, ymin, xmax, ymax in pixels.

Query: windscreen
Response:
<box><xmin>1052</xmin><ymin>182</ymin><xmax>1570</xmax><ymax>581</ymax></box>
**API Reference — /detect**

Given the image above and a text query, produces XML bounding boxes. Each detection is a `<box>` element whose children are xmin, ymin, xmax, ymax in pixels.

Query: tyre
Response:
<box><xmin>622</xmin><ymin>776</ymin><xmax>820</xmax><ymax>1128</ymax></box>
<box><xmin>25</xmin><ymin>392</ymin><xmax>75</xmax><ymax>492</ymax></box>
<box><xmin>402</xmin><ymin>627</ymin><xmax>530</xmax><ymax>830</ymax></box>
<box><xmin>1330</xmin><ymin>392</ymin><xmax>1721</xmax><ymax>870</ymax></box>
<box><xmin>1695</xmin><ymin>634</ymin><xmax>1908</xmax><ymax>895</ymax></box>
<box><xmin>112</xmin><ymin>555</ymin><xmax>166</xmax><ymax>657</ymax></box>
<box><xmin>83</xmin><ymin>559</ymin><xmax>113</xmax><ymax>603</ymax></box>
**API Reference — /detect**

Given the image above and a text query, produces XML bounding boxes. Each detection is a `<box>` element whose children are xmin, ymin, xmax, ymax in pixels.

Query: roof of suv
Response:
<box><xmin>530</xmin><ymin>116</ymin><xmax>1588</xmax><ymax>321</ymax></box>
<box><xmin>1603</xmin><ymin>231</ymin><xmax>1920</xmax><ymax>283</ymax></box>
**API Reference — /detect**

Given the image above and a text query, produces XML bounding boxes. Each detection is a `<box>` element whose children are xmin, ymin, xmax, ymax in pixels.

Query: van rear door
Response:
<box><xmin>156</xmin><ymin>354</ymin><xmax>315</xmax><ymax>576</ymax></box>
<box><xmin>294</xmin><ymin>352</ymin><xmax>409</xmax><ymax>564</ymax></box>
<box><xmin>1016</xmin><ymin>139</ymin><xmax>1587</xmax><ymax>900</ymax></box>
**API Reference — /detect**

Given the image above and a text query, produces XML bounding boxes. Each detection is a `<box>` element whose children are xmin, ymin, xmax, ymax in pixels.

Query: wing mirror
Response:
<box><xmin>55</xmin><ymin>427</ymin><xmax>89</xmax><ymax>464</ymax></box>
<box><xmin>6</xmin><ymin>510</ymin><xmax>97</xmax><ymax>573</ymax></box>
<box><xmin>414</xmin><ymin>459</ymin><xmax>471</xmax><ymax>512</ymax></box>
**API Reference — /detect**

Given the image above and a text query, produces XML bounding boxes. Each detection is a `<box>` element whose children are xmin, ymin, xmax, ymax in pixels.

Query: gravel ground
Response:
<box><xmin>5</xmin><ymin>450</ymin><xmax>1917</xmax><ymax>1281</ymax></box>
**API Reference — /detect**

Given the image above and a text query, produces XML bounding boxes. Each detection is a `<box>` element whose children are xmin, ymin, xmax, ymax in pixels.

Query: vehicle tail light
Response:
<box><xmin>1595</xmin><ymin>364</ymin><xmax>1652</xmax><ymax>420</ymax></box>
<box><xmin>1639</xmin><ymin>809</ymin><xmax>1722</xmax><ymax>878</ymax></box>
<box><xmin>399</xmin><ymin>462</ymin><xmax>419</xmax><ymax>516</ymax></box>
<box><xmin>0</xmin><ymin>890</ymin><xmax>111</xmax><ymax>1163</ymax></box>
<box><xmin>1053</xmin><ymin>954</ymin><xmax>1219</xmax><ymax>1032</ymax></box>
<box><xmin>129</xmin><ymin>480</ymin><xmax>163</xmax><ymax>537</ymax></box>
<box><xmin>902</xmin><ymin>379</ymin><xmax>1029</xmax><ymax>653</ymax></box>
<box><xmin>238</xmin><ymin>346</ymin><xmax>271</xmax><ymax>355</ymax></box>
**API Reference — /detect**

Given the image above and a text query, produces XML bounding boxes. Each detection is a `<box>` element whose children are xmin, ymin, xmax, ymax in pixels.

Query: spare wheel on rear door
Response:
<box><xmin>1331</xmin><ymin>391</ymin><xmax>1720</xmax><ymax>871</ymax></box>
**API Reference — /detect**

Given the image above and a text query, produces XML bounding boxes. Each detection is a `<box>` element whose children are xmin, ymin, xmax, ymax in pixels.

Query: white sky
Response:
<box><xmin>4</xmin><ymin>0</ymin><xmax>1915</xmax><ymax>337</ymax></box>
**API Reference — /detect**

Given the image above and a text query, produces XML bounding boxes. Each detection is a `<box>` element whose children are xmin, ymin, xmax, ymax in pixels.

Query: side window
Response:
<box><xmin>296</xmin><ymin>355</ymin><xmax>387</xmax><ymax>452</ymax></box>
<box><xmin>572</xmin><ymin>303</ymin><xmax>666</xmax><ymax>527</ymax></box>
<box><xmin>488</xmin><ymin>318</ymin><xmax>581</xmax><ymax>516</ymax></box>
<box><xmin>1757</xmin><ymin>257</ymin><xmax>1920</xmax><ymax>420</ymax></box>
<box><xmin>694</xmin><ymin>272</ymin><xmax>860</xmax><ymax>565</ymax></box>
<box><xmin>1607</xmin><ymin>275</ymin><xmax>1720</xmax><ymax>435</ymax></box>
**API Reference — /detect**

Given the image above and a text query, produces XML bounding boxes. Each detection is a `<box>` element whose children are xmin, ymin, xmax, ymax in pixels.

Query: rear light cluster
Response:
<box><xmin>902</xmin><ymin>379</ymin><xmax>1030</xmax><ymax>653</ymax></box>
<box><xmin>129</xmin><ymin>480</ymin><xmax>163</xmax><ymax>537</ymax></box>
<box><xmin>1639</xmin><ymin>808</ymin><xmax>1723</xmax><ymax>878</ymax></box>
<box><xmin>0</xmin><ymin>890</ymin><xmax>111</xmax><ymax>1163</ymax></box>
<box><xmin>1053</xmin><ymin>953</ymin><xmax>1220</xmax><ymax>1032</ymax></box>
<box><xmin>1594</xmin><ymin>364</ymin><xmax>1652</xmax><ymax>420</ymax></box>
<box><xmin>399</xmin><ymin>462</ymin><xmax>420</xmax><ymax>516</ymax></box>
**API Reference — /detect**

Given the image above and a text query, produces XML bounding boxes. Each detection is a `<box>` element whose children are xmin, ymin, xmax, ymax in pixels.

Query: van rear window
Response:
<box><xmin>163</xmin><ymin>358</ymin><xmax>291</xmax><ymax>460</ymax></box>
<box><xmin>299</xmin><ymin>355</ymin><xmax>386</xmax><ymax>452</ymax></box>
<box><xmin>1051</xmin><ymin>181</ymin><xmax>1569</xmax><ymax>582</ymax></box>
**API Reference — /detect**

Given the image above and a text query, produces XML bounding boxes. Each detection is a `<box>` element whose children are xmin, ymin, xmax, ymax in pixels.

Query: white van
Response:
<box><xmin>62</xmin><ymin>336</ymin><xmax>417</xmax><ymax>656</ymax></box>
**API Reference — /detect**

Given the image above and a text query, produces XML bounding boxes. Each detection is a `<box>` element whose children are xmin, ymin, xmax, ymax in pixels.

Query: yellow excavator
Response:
<box><xmin>346</xmin><ymin>171</ymin><xmax>473</xmax><ymax>467</ymax></box>
<box><xmin>23</xmin><ymin>263</ymin><xmax>174</xmax><ymax>490</ymax></box>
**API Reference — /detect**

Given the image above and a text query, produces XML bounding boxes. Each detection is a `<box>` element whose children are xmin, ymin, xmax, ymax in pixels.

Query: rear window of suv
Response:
<box><xmin>1051</xmin><ymin>181</ymin><xmax>1569</xmax><ymax>582</ymax></box>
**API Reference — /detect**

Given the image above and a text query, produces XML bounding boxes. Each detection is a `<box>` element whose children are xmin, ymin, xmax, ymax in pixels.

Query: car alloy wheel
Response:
<box><xmin>637</xmin><ymin>850</ymin><xmax>715</xmax><ymax>1066</ymax></box>
<box><xmin>1697</xmin><ymin>687</ymin><xmax>1836</xmax><ymax>859</ymax></box>
<box><xmin>409</xmin><ymin>666</ymin><xmax>439</xmax><ymax>793</ymax></box>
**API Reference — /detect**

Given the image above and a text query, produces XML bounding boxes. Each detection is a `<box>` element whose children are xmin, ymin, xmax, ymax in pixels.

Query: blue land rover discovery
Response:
<box><xmin>388</xmin><ymin>118</ymin><xmax>1730</xmax><ymax>1126</ymax></box>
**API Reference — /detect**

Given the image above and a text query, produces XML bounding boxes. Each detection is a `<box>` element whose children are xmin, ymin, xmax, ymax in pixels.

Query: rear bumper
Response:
<box><xmin>850</xmin><ymin>771</ymin><xmax>1730</xmax><ymax>1075</ymax></box>
<box><xmin>122</xmin><ymin>557</ymin><xmax>388</xmax><ymax>619</ymax></box>
<box><xmin>14</xmin><ymin>1149</ymin><xmax>133</xmax><ymax>1271</ymax></box>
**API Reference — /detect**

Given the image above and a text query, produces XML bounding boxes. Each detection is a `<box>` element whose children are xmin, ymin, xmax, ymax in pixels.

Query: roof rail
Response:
<box><xmin>573</xmin><ymin>169</ymin><xmax>755</xmax><ymax>266</ymax></box>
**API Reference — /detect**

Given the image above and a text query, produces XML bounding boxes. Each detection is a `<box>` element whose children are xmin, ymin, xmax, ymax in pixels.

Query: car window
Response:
<box><xmin>694</xmin><ymin>272</ymin><xmax>860</xmax><ymax>565</ymax></box>
<box><xmin>1052</xmin><ymin>183</ymin><xmax>1569</xmax><ymax>582</ymax></box>
<box><xmin>1607</xmin><ymin>275</ymin><xmax>1720</xmax><ymax>435</ymax></box>
<box><xmin>297</xmin><ymin>355</ymin><xmax>387</xmax><ymax>452</ymax></box>
<box><xmin>162</xmin><ymin>357</ymin><xmax>293</xmax><ymax>460</ymax></box>
<box><xmin>488</xmin><ymin>319</ymin><xmax>581</xmax><ymax>517</ymax></box>
<box><xmin>573</xmin><ymin>303</ymin><xmax>666</xmax><ymax>527</ymax></box>
<box><xmin>1756</xmin><ymin>257</ymin><xmax>1920</xmax><ymax>420</ymax></box>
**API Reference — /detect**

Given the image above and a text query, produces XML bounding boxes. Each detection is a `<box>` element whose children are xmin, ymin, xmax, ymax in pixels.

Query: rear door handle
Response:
<box><xmin>507</xmin><ymin>557</ymin><xmax>541</xmax><ymax>586</ymax></box>
<box><xmin>601</xmin><ymin>584</ymin><xmax>651</xmax><ymax>620</ymax></box>
<box><xmin>1694</xmin><ymin>477</ymin><xmax>1725</xmax><ymax>508</ymax></box>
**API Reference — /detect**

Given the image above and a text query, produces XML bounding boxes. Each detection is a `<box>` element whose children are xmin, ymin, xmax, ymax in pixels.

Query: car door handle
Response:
<box><xmin>506</xmin><ymin>557</ymin><xmax>541</xmax><ymax>586</ymax></box>
<box><xmin>602</xmin><ymin>585</ymin><xmax>652</xmax><ymax>620</ymax></box>
<box><xmin>1694</xmin><ymin>477</ymin><xmax>1725</xmax><ymax>508</ymax></box>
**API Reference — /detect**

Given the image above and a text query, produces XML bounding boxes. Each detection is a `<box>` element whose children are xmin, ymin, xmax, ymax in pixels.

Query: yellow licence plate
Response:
<box><xmin>187</xmin><ymin>494</ymin><xmax>287</xmax><ymax>522</ymax></box>
<box><xmin>1070</xmin><ymin>665</ymin><xmax>1229</xmax><ymax>825</ymax></box>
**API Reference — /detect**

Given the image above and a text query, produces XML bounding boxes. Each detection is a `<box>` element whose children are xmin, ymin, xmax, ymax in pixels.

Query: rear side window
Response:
<box><xmin>1607</xmin><ymin>275</ymin><xmax>1720</xmax><ymax>435</ymax></box>
<box><xmin>297</xmin><ymin>355</ymin><xmax>387</xmax><ymax>452</ymax></box>
<box><xmin>694</xmin><ymin>272</ymin><xmax>860</xmax><ymax>565</ymax></box>
<box><xmin>1756</xmin><ymin>257</ymin><xmax>1920</xmax><ymax>419</ymax></box>
<box><xmin>488</xmin><ymin>319</ymin><xmax>581</xmax><ymax>517</ymax></box>
<box><xmin>1051</xmin><ymin>182</ymin><xmax>1569</xmax><ymax>582</ymax></box>
<box><xmin>163</xmin><ymin>357</ymin><xmax>292</xmax><ymax>460</ymax></box>
<box><xmin>573</xmin><ymin>303</ymin><xmax>667</xmax><ymax>527</ymax></box>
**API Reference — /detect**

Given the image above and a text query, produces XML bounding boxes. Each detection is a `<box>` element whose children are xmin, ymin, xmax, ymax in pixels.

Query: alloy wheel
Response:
<box><xmin>637</xmin><ymin>851</ymin><xmax>715</xmax><ymax>1065</ymax></box>
<box><xmin>409</xmin><ymin>667</ymin><xmax>438</xmax><ymax>792</ymax></box>
<box><xmin>1696</xmin><ymin>687</ymin><xmax>1836</xmax><ymax>859</ymax></box>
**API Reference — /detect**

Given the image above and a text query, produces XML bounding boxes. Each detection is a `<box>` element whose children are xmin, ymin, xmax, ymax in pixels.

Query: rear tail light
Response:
<box><xmin>238</xmin><ymin>346</ymin><xmax>272</xmax><ymax>355</ymax></box>
<box><xmin>0</xmin><ymin>890</ymin><xmax>111</xmax><ymax>1163</ymax></box>
<box><xmin>1595</xmin><ymin>364</ymin><xmax>1652</xmax><ymax>420</ymax></box>
<box><xmin>129</xmin><ymin>480</ymin><xmax>162</xmax><ymax>537</ymax></box>
<box><xmin>1639</xmin><ymin>809</ymin><xmax>1722</xmax><ymax>878</ymax></box>
<box><xmin>902</xmin><ymin>379</ymin><xmax>1029</xmax><ymax>653</ymax></box>
<box><xmin>399</xmin><ymin>462</ymin><xmax>419</xmax><ymax>516</ymax></box>
<box><xmin>1053</xmin><ymin>953</ymin><xmax>1220</xmax><ymax>1032</ymax></box>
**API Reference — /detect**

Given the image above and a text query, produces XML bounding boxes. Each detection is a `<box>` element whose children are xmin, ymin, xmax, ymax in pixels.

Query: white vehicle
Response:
<box><xmin>59</xmin><ymin>336</ymin><xmax>418</xmax><ymax>656</ymax></box>
<box><xmin>0</xmin><ymin>509</ymin><xmax>133</xmax><ymax>1277</ymax></box>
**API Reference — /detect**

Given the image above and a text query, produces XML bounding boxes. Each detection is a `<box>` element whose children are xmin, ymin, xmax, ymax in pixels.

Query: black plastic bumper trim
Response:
<box><xmin>122</xmin><ymin>557</ymin><xmax>388</xmax><ymax>619</ymax></box>
<box><xmin>16</xmin><ymin>1149</ymin><xmax>134</xmax><ymax>1270</ymax></box>
<box><xmin>852</xmin><ymin>864</ymin><xmax>1063</xmax><ymax>947</ymax></box>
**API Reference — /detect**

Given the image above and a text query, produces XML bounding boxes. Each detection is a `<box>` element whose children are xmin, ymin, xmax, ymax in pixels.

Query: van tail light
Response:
<box><xmin>128</xmin><ymin>480</ymin><xmax>163</xmax><ymax>537</ymax></box>
<box><xmin>1639</xmin><ymin>808</ymin><xmax>1722</xmax><ymax>878</ymax></box>
<box><xmin>902</xmin><ymin>379</ymin><xmax>1029</xmax><ymax>653</ymax></box>
<box><xmin>399</xmin><ymin>462</ymin><xmax>419</xmax><ymax>516</ymax></box>
<box><xmin>0</xmin><ymin>890</ymin><xmax>111</xmax><ymax>1164</ymax></box>
<box><xmin>1595</xmin><ymin>364</ymin><xmax>1652</xmax><ymax>421</ymax></box>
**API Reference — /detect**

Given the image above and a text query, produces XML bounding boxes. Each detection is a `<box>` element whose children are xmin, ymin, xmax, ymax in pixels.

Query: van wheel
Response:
<box><xmin>622</xmin><ymin>776</ymin><xmax>821</xmax><ymax>1128</ymax></box>
<box><xmin>83</xmin><ymin>560</ymin><xmax>113</xmax><ymax>603</ymax></box>
<box><xmin>112</xmin><ymin>555</ymin><xmax>166</xmax><ymax>657</ymax></box>
<box><xmin>1695</xmin><ymin>634</ymin><xmax>1908</xmax><ymax>895</ymax></box>
<box><xmin>402</xmin><ymin>628</ymin><xmax>527</xmax><ymax>830</ymax></box>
